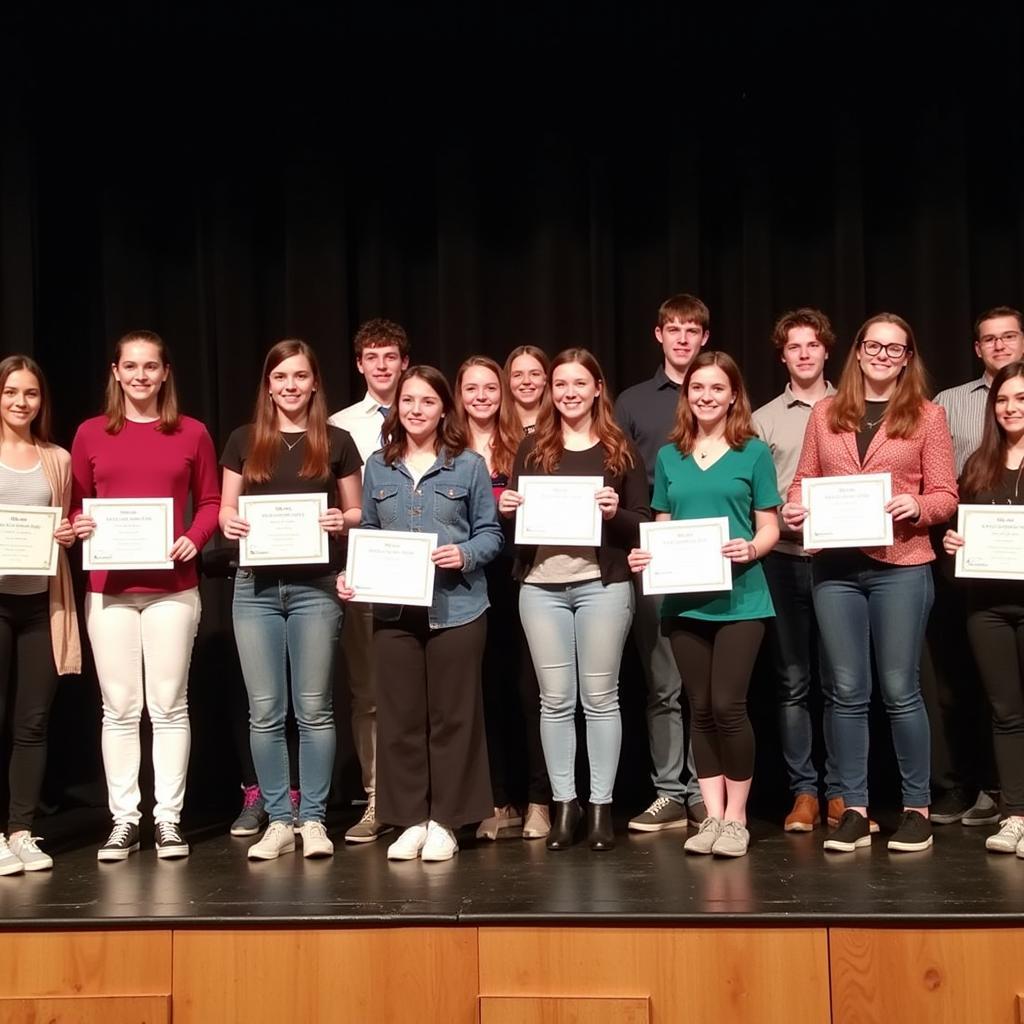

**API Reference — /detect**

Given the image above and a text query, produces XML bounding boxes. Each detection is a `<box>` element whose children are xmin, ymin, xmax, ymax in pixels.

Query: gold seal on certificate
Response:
<box><xmin>800</xmin><ymin>473</ymin><xmax>894</xmax><ymax>549</ymax></box>
<box><xmin>345</xmin><ymin>528</ymin><xmax>437</xmax><ymax>606</ymax></box>
<box><xmin>0</xmin><ymin>504</ymin><xmax>61</xmax><ymax>576</ymax></box>
<box><xmin>513</xmin><ymin>475</ymin><xmax>604</xmax><ymax>547</ymax></box>
<box><xmin>238</xmin><ymin>493</ymin><xmax>330</xmax><ymax>567</ymax></box>
<box><xmin>639</xmin><ymin>518</ymin><xmax>732</xmax><ymax>595</ymax></box>
<box><xmin>954</xmin><ymin>504</ymin><xmax>1024</xmax><ymax>580</ymax></box>
<box><xmin>82</xmin><ymin>497</ymin><xmax>175</xmax><ymax>570</ymax></box>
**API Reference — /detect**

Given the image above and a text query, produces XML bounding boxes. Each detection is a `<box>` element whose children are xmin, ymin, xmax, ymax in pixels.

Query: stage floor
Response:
<box><xmin>3</xmin><ymin>807</ymin><xmax>1024</xmax><ymax>928</ymax></box>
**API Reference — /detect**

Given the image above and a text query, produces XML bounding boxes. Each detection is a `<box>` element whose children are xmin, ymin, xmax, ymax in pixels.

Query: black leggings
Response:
<box><xmin>966</xmin><ymin>599</ymin><xmax>1024</xmax><ymax>815</ymax></box>
<box><xmin>663</xmin><ymin>617</ymin><xmax>765</xmax><ymax>781</ymax></box>
<box><xmin>0</xmin><ymin>592</ymin><xmax>60</xmax><ymax>833</ymax></box>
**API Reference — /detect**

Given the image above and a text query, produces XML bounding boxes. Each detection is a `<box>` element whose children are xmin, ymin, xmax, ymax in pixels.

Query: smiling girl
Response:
<box><xmin>504</xmin><ymin>346</ymin><xmax>550</xmax><ymax>435</ymax></box>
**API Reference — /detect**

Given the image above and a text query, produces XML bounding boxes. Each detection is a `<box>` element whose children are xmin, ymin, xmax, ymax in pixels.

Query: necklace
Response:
<box><xmin>863</xmin><ymin>403</ymin><xmax>889</xmax><ymax>429</ymax></box>
<box><xmin>281</xmin><ymin>432</ymin><xmax>306</xmax><ymax>452</ymax></box>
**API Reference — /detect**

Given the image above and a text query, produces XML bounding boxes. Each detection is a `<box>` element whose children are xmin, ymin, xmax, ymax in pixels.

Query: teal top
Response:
<box><xmin>651</xmin><ymin>438</ymin><xmax>781</xmax><ymax>621</ymax></box>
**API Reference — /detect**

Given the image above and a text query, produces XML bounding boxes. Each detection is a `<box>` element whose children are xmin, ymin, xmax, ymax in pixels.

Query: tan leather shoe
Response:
<box><xmin>475</xmin><ymin>805</ymin><xmax>523</xmax><ymax>840</ymax></box>
<box><xmin>827</xmin><ymin>796</ymin><xmax>880</xmax><ymax>834</ymax></box>
<box><xmin>522</xmin><ymin>802</ymin><xmax>551</xmax><ymax>839</ymax></box>
<box><xmin>784</xmin><ymin>793</ymin><xmax>821</xmax><ymax>832</ymax></box>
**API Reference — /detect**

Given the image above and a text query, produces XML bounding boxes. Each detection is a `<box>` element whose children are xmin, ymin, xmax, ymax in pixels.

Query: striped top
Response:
<box><xmin>932</xmin><ymin>376</ymin><xmax>989</xmax><ymax>476</ymax></box>
<box><xmin>0</xmin><ymin>460</ymin><xmax>54</xmax><ymax>595</ymax></box>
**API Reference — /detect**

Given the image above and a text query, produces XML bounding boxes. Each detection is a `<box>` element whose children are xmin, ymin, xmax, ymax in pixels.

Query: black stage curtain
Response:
<box><xmin>2</xmin><ymin>5</ymin><xmax>1024</xmax><ymax>824</ymax></box>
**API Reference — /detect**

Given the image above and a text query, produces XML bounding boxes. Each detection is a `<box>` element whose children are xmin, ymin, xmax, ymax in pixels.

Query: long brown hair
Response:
<box><xmin>104</xmin><ymin>329</ymin><xmax>181</xmax><ymax>435</ymax></box>
<box><xmin>668</xmin><ymin>351</ymin><xmax>756</xmax><ymax>455</ymax></box>
<box><xmin>453</xmin><ymin>356</ymin><xmax>520</xmax><ymax>478</ymax></box>
<box><xmin>381</xmin><ymin>366</ymin><xmax>467</xmax><ymax>465</ymax></box>
<box><xmin>527</xmin><ymin>348</ymin><xmax>635</xmax><ymax>476</ymax></box>
<box><xmin>0</xmin><ymin>355</ymin><xmax>52</xmax><ymax>443</ymax></box>
<box><xmin>960</xmin><ymin>360</ymin><xmax>1024</xmax><ymax>499</ymax></box>
<box><xmin>242</xmin><ymin>339</ymin><xmax>331</xmax><ymax>485</ymax></box>
<box><xmin>503</xmin><ymin>345</ymin><xmax>550</xmax><ymax>418</ymax></box>
<box><xmin>827</xmin><ymin>313</ymin><xmax>930</xmax><ymax>438</ymax></box>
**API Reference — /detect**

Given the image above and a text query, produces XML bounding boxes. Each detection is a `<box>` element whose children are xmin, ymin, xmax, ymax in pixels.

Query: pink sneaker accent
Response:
<box><xmin>241</xmin><ymin>785</ymin><xmax>262</xmax><ymax>809</ymax></box>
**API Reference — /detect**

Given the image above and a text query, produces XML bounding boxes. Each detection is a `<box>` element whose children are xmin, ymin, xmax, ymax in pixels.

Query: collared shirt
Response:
<box><xmin>932</xmin><ymin>376</ymin><xmax>989</xmax><ymax>476</ymax></box>
<box><xmin>328</xmin><ymin>393</ymin><xmax>388</xmax><ymax>469</ymax></box>
<box><xmin>753</xmin><ymin>382</ymin><xmax>836</xmax><ymax>556</ymax></box>
<box><xmin>613</xmin><ymin>366</ymin><xmax>680</xmax><ymax>489</ymax></box>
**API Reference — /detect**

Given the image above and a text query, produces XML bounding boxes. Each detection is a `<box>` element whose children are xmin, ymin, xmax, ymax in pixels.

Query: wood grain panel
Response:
<box><xmin>0</xmin><ymin>995</ymin><xmax>169</xmax><ymax>1023</ymax></box>
<box><xmin>0</xmin><ymin>931</ymin><xmax>171</xmax><ymax>997</ymax></box>
<box><xmin>481</xmin><ymin>995</ymin><xmax>649</xmax><ymax>1023</ymax></box>
<box><xmin>479</xmin><ymin>926</ymin><xmax>830</xmax><ymax>1024</ymax></box>
<box><xmin>831</xmin><ymin>928</ymin><xmax>1024</xmax><ymax>1024</ymax></box>
<box><xmin>172</xmin><ymin>927</ymin><xmax>478</xmax><ymax>1024</ymax></box>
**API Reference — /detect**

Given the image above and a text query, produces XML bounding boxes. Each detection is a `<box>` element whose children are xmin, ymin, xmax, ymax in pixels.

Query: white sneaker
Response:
<box><xmin>247</xmin><ymin>821</ymin><xmax>297</xmax><ymax>860</ymax></box>
<box><xmin>421</xmin><ymin>820</ymin><xmax>458</xmax><ymax>862</ymax></box>
<box><xmin>299</xmin><ymin>821</ymin><xmax>334</xmax><ymax>858</ymax></box>
<box><xmin>0</xmin><ymin>833</ymin><xmax>25</xmax><ymax>876</ymax></box>
<box><xmin>386</xmin><ymin>822</ymin><xmax>430</xmax><ymax>861</ymax></box>
<box><xmin>986</xmin><ymin>816</ymin><xmax>1024</xmax><ymax>854</ymax></box>
<box><xmin>8</xmin><ymin>832</ymin><xmax>53</xmax><ymax>871</ymax></box>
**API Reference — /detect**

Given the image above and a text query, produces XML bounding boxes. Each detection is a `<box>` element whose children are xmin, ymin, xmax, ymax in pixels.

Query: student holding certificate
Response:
<box><xmin>500</xmin><ymin>348</ymin><xmax>650</xmax><ymax>853</ymax></box>
<box><xmin>942</xmin><ymin>361</ymin><xmax>1024</xmax><ymax>858</ymax></box>
<box><xmin>628</xmin><ymin>352</ymin><xmax>780</xmax><ymax>859</ymax></box>
<box><xmin>338</xmin><ymin>365</ymin><xmax>503</xmax><ymax>862</ymax></box>
<box><xmin>785</xmin><ymin>313</ymin><xmax>958</xmax><ymax>855</ymax></box>
<box><xmin>220</xmin><ymin>340</ymin><xmax>362</xmax><ymax>861</ymax></box>
<box><xmin>0</xmin><ymin>356</ymin><xmax>79</xmax><ymax>875</ymax></box>
<box><xmin>70</xmin><ymin>331</ymin><xmax>220</xmax><ymax>862</ymax></box>
<box><xmin>454</xmin><ymin>356</ymin><xmax>551</xmax><ymax>842</ymax></box>
<box><xmin>504</xmin><ymin>346</ymin><xmax>550</xmax><ymax>436</ymax></box>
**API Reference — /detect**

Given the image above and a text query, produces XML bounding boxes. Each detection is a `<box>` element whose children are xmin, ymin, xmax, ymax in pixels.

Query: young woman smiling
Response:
<box><xmin>504</xmin><ymin>346</ymin><xmax>550</xmax><ymax>435</ymax></box>
<box><xmin>454</xmin><ymin>357</ymin><xmax>551</xmax><ymax>841</ymax></box>
<box><xmin>220</xmin><ymin>339</ymin><xmax>362</xmax><ymax>861</ymax></box>
<box><xmin>71</xmin><ymin>331</ymin><xmax>220</xmax><ymax>862</ymax></box>
<box><xmin>785</xmin><ymin>313</ymin><xmax>958</xmax><ymax>855</ymax></box>
<box><xmin>501</xmin><ymin>348</ymin><xmax>649</xmax><ymax>852</ymax></box>
<box><xmin>629</xmin><ymin>351</ymin><xmax>781</xmax><ymax>859</ymax></box>
<box><xmin>0</xmin><ymin>356</ymin><xmax>79</xmax><ymax>875</ymax></box>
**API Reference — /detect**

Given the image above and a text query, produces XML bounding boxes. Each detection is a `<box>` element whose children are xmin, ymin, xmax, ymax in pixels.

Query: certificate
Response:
<box><xmin>345</xmin><ymin>528</ymin><xmax>437</xmax><ymax>606</ymax></box>
<box><xmin>801</xmin><ymin>473</ymin><xmax>894</xmax><ymax>549</ymax></box>
<box><xmin>0</xmin><ymin>504</ymin><xmax>61</xmax><ymax>576</ymax></box>
<box><xmin>82</xmin><ymin>498</ymin><xmax>174</xmax><ymax>570</ymax></box>
<box><xmin>238</xmin><ymin>493</ymin><xmax>329</xmax><ymax>567</ymax></box>
<box><xmin>639</xmin><ymin>518</ymin><xmax>732</xmax><ymax>595</ymax></box>
<box><xmin>513</xmin><ymin>475</ymin><xmax>604</xmax><ymax>547</ymax></box>
<box><xmin>955</xmin><ymin>504</ymin><xmax>1024</xmax><ymax>580</ymax></box>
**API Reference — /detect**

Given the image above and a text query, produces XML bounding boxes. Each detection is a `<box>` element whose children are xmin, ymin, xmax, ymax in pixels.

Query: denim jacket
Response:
<box><xmin>361</xmin><ymin>447</ymin><xmax>504</xmax><ymax>628</ymax></box>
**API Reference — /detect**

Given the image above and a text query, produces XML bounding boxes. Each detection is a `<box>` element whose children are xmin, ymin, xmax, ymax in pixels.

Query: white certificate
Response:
<box><xmin>955</xmin><ymin>504</ymin><xmax>1024</xmax><ymax>580</ymax></box>
<box><xmin>238</xmin><ymin>493</ymin><xmax>329</xmax><ymax>567</ymax></box>
<box><xmin>82</xmin><ymin>497</ymin><xmax>174</xmax><ymax>570</ymax></box>
<box><xmin>345</xmin><ymin>528</ymin><xmax>437</xmax><ymax>606</ymax></box>
<box><xmin>0</xmin><ymin>504</ymin><xmax>62</xmax><ymax>576</ymax></box>
<box><xmin>639</xmin><ymin>518</ymin><xmax>732</xmax><ymax>595</ymax></box>
<box><xmin>801</xmin><ymin>473</ymin><xmax>894</xmax><ymax>549</ymax></box>
<box><xmin>513</xmin><ymin>475</ymin><xmax>604</xmax><ymax>547</ymax></box>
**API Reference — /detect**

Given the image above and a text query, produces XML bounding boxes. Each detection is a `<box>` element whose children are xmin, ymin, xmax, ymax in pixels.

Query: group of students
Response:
<box><xmin>1</xmin><ymin>295</ymin><xmax>1022</xmax><ymax>874</ymax></box>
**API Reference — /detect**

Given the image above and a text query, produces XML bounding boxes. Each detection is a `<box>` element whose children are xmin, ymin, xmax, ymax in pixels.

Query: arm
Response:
<box><xmin>913</xmin><ymin>405</ymin><xmax>960</xmax><ymax>527</ymax></box>
<box><xmin>604</xmin><ymin>449</ymin><xmax>652</xmax><ymax>548</ymax></box>
<box><xmin>338</xmin><ymin>471</ymin><xmax>363</xmax><ymax>530</ymax></box>
<box><xmin>456</xmin><ymin>456</ymin><xmax>505</xmax><ymax>573</ymax></box>
<box><xmin>219</xmin><ymin>468</ymin><xmax>249</xmax><ymax>539</ymax></box>
<box><xmin>69</xmin><ymin>424</ymin><xmax>97</xmax><ymax>539</ymax></box>
<box><xmin>783</xmin><ymin>406</ymin><xmax>823</xmax><ymax>528</ymax></box>
<box><xmin>177</xmin><ymin>427</ymin><xmax>221</xmax><ymax>559</ymax></box>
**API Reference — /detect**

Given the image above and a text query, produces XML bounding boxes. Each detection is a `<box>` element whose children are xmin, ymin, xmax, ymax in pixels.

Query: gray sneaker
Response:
<box><xmin>0</xmin><ymin>834</ymin><xmax>25</xmax><ymax>876</ymax></box>
<box><xmin>712</xmin><ymin>820</ymin><xmax>750</xmax><ymax>858</ymax></box>
<box><xmin>8</xmin><ymin>832</ymin><xmax>53</xmax><ymax>871</ymax></box>
<box><xmin>230</xmin><ymin>785</ymin><xmax>268</xmax><ymax>837</ymax></box>
<box><xmin>628</xmin><ymin>796</ymin><xmax>689</xmax><ymax>832</ymax></box>
<box><xmin>684</xmin><ymin>816</ymin><xmax>723</xmax><ymax>855</ymax></box>
<box><xmin>986</xmin><ymin>816</ymin><xmax>1024</xmax><ymax>854</ymax></box>
<box><xmin>344</xmin><ymin>800</ymin><xmax>394</xmax><ymax>844</ymax></box>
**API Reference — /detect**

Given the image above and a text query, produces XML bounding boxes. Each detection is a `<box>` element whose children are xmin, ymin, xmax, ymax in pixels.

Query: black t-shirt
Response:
<box><xmin>856</xmin><ymin>400</ymin><xmax>890</xmax><ymax>463</ymax></box>
<box><xmin>220</xmin><ymin>425</ymin><xmax>362</xmax><ymax>576</ymax></box>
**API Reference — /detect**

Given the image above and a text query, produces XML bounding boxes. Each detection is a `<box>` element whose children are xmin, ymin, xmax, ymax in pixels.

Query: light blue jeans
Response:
<box><xmin>519</xmin><ymin>579</ymin><xmax>634</xmax><ymax>804</ymax></box>
<box><xmin>232</xmin><ymin>570</ymin><xmax>342</xmax><ymax>824</ymax></box>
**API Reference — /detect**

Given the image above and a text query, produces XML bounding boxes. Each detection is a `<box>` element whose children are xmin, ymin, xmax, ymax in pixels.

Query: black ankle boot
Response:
<box><xmin>587</xmin><ymin>803</ymin><xmax>615</xmax><ymax>851</ymax></box>
<box><xmin>546</xmin><ymin>799</ymin><xmax>582</xmax><ymax>850</ymax></box>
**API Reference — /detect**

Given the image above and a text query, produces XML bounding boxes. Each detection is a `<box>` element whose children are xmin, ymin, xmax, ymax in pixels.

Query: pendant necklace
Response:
<box><xmin>281</xmin><ymin>432</ymin><xmax>305</xmax><ymax>452</ymax></box>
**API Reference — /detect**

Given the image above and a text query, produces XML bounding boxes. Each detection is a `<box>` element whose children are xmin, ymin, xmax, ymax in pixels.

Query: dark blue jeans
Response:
<box><xmin>763</xmin><ymin>552</ymin><xmax>838</xmax><ymax>800</ymax></box>
<box><xmin>811</xmin><ymin>556</ymin><xmax>933</xmax><ymax>809</ymax></box>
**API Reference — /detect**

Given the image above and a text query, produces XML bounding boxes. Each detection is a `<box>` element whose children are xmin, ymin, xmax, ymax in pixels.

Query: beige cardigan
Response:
<box><xmin>36</xmin><ymin>443</ymin><xmax>82</xmax><ymax>675</ymax></box>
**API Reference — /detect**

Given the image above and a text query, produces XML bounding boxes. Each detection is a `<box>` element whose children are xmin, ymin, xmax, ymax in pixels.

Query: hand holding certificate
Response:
<box><xmin>0</xmin><ymin>504</ymin><xmax>62</xmax><ymax>576</ymax></box>
<box><xmin>82</xmin><ymin>498</ymin><xmax>175</xmax><ymax>570</ymax></box>
<box><xmin>237</xmin><ymin>493</ymin><xmax>330</xmax><ymax>567</ymax></box>
<box><xmin>636</xmin><ymin>518</ymin><xmax>733</xmax><ymax>595</ymax></box>
<box><xmin>952</xmin><ymin>505</ymin><xmax>1024</xmax><ymax>580</ymax></box>
<box><xmin>344</xmin><ymin>529</ymin><xmax>437</xmax><ymax>606</ymax></box>
<box><xmin>512</xmin><ymin>475</ymin><xmax>604</xmax><ymax>547</ymax></box>
<box><xmin>800</xmin><ymin>473</ymin><xmax>894</xmax><ymax>549</ymax></box>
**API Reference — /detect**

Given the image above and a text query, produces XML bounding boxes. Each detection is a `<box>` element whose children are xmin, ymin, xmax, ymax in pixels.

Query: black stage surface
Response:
<box><xmin>3</xmin><ymin>808</ymin><xmax>1024</xmax><ymax>928</ymax></box>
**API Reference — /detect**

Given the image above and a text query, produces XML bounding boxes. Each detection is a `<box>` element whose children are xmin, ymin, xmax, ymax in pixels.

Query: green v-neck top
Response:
<box><xmin>651</xmin><ymin>438</ymin><xmax>781</xmax><ymax>621</ymax></box>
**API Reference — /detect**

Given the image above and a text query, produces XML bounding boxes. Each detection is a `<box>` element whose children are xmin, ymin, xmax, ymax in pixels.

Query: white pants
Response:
<box><xmin>86</xmin><ymin>588</ymin><xmax>201</xmax><ymax>825</ymax></box>
<box><xmin>340</xmin><ymin>601</ymin><xmax>377</xmax><ymax>797</ymax></box>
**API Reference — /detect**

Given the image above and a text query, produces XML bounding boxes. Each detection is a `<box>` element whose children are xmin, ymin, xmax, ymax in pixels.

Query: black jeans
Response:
<box><xmin>966</xmin><ymin>596</ymin><xmax>1024</xmax><ymax>815</ymax></box>
<box><xmin>0</xmin><ymin>592</ymin><xmax>60</xmax><ymax>833</ymax></box>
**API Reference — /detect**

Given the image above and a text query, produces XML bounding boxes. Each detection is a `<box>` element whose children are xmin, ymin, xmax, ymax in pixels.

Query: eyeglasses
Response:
<box><xmin>977</xmin><ymin>331</ymin><xmax>1023</xmax><ymax>348</ymax></box>
<box><xmin>861</xmin><ymin>340</ymin><xmax>909</xmax><ymax>359</ymax></box>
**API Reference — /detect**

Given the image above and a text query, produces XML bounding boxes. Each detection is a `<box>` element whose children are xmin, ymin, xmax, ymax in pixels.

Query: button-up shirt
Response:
<box><xmin>614</xmin><ymin>366</ymin><xmax>680</xmax><ymax>489</ymax></box>
<box><xmin>329</xmin><ymin>393</ymin><xmax>388</xmax><ymax>469</ymax></box>
<box><xmin>932</xmin><ymin>376</ymin><xmax>989</xmax><ymax>476</ymax></box>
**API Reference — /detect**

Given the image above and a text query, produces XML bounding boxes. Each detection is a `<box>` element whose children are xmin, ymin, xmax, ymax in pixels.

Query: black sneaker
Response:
<box><xmin>930</xmin><ymin>788</ymin><xmax>971</xmax><ymax>824</ymax></box>
<box><xmin>155</xmin><ymin>822</ymin><xmax>190</xmax><ymax>860</ymax></box>
<box><xmin>823</xmin><ymin>809</ymin><xmax>872</xmax><ymax>853</ymax></box>
<box><xmin>887</xmin><ymin>810</ymin><xmax>933</xmax><ymax>852</ymax></box>
<box><xmin>961</xmin><ymin>791</ymin><xmax>1002</xmax><ymax>827</ymax></box>
<box><xmin>627</xmin><ymin>797</ymin><xmax>688</xmax><ymax>832</ymax></box>
<box><xmin>687</xmin><ymin>799</ymin><xmax>708</xmax><ymax>826</ymax></box>
<box><xmin>97</xmin><ymin>822</ymin><xmax>140</xmax><ymax>862</ymax></box>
